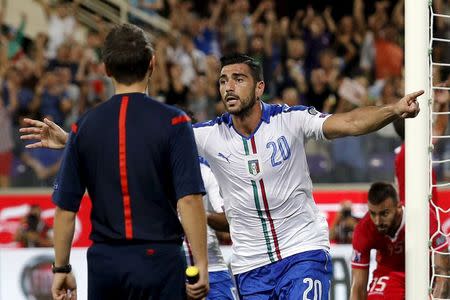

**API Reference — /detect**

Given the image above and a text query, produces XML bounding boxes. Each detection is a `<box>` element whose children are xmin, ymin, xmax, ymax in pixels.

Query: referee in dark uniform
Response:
<box><xmin>50</xmin><ymin>24</ymin><xmax>209</xmax><ymax>300</ymax></box>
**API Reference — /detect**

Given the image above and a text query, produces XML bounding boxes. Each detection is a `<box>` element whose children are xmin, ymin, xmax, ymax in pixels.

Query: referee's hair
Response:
<box><xmin>220</xmin><ymin>54</ymin><xmax>264</xmax><ymax>82</ymax></box>
<box><xmin>102</xmin><ymin>24</ymin><xmax>154</xmax><ymax>85</ymax></box>
<box><xmin>368</xmin><ymin>182</ymin><xmax>399</xmax><ymax>205</ymax></box>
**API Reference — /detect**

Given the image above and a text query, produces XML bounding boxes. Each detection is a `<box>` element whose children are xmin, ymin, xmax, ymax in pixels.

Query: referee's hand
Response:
<box><xmin>52</xmin><ymin>272</ymin><xmax>77</xmax><ymax>300</ymax></box>
<box><xmin>186</xmin><ymin>266</ymin><xmax>209</xmax><ymax>299</ymax></box>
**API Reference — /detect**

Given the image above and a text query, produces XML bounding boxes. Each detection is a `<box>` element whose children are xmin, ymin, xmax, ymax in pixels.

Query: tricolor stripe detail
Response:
<box><xmin>259</xmin><ymin>179</ymin><xmax>282</xmax><ymax>260</ymax></box>
<box><xmin>251</xmin><ymin>180</ymin><xmax>274</xmax><ymax>262</ymax></box>
<box><xmin>243</xmin><ymin>137</ymin><xmax>282</xmax><ymax>262</ymax></box>
<box><xmin>172</xmin><ymin>114</ymin><xmax>191</xmax><ymax>125</ymax></box>
<box><xmin>119</xmin><ymin>96</ymin><xmax>133</xmax><ymax>239</ymax></box>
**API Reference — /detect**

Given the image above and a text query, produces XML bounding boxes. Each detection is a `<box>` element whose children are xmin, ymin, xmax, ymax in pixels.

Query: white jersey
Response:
<box><xmin>183</xmin><ymin>159</ymin><xmax>229</xmax><ymax>272</ymax></box>
<box><xmin>193</xmin><ymin>102</ymin><xmax>330</xmax><ymax>274</ymax></box>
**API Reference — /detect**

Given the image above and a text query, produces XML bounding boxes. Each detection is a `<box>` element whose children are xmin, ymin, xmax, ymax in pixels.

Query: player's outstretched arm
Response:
<box><xmin>350</xmin><ymin>268</ymin><xmax>369</xmax><ymax>300</ymax></box>
<box><xmin>19</xmin><ymin>118</ymin><xmax>69</xmax><ymax>149</ymax></box>
<box><xmin>323</xmin><ymin>90</ymin><xmax>423</xmax><ymax>139</ymax></box>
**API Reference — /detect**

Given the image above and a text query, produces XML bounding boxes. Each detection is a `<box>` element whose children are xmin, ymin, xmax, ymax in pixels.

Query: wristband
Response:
<box><xmin>52</xmin><ymin>263</ymin><xmax>72</xmax><ymax>274</ymax></box>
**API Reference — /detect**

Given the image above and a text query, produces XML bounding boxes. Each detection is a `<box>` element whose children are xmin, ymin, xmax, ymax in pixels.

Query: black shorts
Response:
<box><xmin>87</xmin><ymin>242</ymin><xmax>187</xmax><ymax>300</ymax></box>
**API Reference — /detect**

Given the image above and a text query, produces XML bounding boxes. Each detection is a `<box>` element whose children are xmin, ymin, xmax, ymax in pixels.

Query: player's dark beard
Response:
<box><xmin>229</xmin><ymin>89</ymin><xmax>257</xmax><ymax>119</ymax></box>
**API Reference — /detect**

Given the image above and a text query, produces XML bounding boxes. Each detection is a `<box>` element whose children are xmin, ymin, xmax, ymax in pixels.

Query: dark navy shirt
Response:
<box><xmin>53</xmin><ymin>93</ymin><xmax>205</xmax><ymax>244</ymax></box>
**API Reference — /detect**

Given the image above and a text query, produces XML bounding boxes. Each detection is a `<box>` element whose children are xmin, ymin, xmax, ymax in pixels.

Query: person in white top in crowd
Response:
<box><xmin>20</xmin><ymin>53</ymin><xmax>422</xmax><ymax>299</ymax></box>
<box><xmin>35</xmin><ymin>0</ymin><xmax>81</xmax><ymax>59</ymax></box>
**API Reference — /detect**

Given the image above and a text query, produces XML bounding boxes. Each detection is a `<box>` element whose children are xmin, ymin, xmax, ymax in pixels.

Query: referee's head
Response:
<box><xmin>102</xmin><ymin>24</ymin><xmax>155</xmax><ymax>85</ymax></box>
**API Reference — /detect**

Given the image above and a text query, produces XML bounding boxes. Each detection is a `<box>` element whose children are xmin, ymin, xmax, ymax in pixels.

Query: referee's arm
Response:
<box><xmin>53</xmin><ymin>207</ymin><xmax>76</xmax><ymax>268</ymax></box>
<box><xmin>178</xmin><ymin>195</ymin><xmax>207</xmax><ymax>268</ymax></box>
<box><xmin>169</xmin><ymin>116</ymin><xmax>209</xmax><ymax>298</ymax></box>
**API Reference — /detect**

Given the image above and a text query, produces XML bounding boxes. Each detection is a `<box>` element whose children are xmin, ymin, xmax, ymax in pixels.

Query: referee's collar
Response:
<box><xmin>225</xmin><ymin>101</ymin><xmax>270</xmax><ymax>127</ymax></box>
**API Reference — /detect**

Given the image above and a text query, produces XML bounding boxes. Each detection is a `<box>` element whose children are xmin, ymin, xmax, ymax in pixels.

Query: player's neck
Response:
<box><xmin>113</xmin><ymin>79</ymin><xmax>148</xmax><ymax>95</ymax></box>
<box><xmin>387</xmin><ymin>208</ymin><xmax>403</xmax><ymax>238</ymax></box>
<box><xmin>232</xmin><ymin>101</ymin><xmax>262</xmax><ymax>137</ymax></box>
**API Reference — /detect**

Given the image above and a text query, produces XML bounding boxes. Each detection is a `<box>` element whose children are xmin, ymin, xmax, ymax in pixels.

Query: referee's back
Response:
<box><xmin>53</xmin><ymin>93</ymin><xmax>203</xmax><ymax>243</ymax></box>
<box><xmin>50</xmin><ymin>23</ymin><xmax>209</xmax><ymax>300</ymax></box>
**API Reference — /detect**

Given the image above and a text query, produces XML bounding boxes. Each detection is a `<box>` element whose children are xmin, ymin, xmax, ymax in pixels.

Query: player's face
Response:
<box><xmin>368</xmin><ymin>197</ymin><xmax>402</xmax><ymax>235</ymax></box>
<box><xmin>218</xmin><ymin>64</ymin><xmax>264</xmax><ymax>117</ymax></box>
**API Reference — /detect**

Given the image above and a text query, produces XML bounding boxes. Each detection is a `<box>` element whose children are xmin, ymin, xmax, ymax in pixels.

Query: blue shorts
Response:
<box><xmin>208</xmin><ymin>270</ymin><xmax>238</xmax><ymax>300</ymax></box>
<box><xmin>236</xmin><ymin>249</ymin><xmax>332</xmax><ymax>300</ymax></box>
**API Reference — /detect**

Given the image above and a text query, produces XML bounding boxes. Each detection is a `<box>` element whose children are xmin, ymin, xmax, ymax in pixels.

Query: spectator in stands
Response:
<box><xmin>1</xmin><ymin>0</ymin><xmax>448</xmax><ymax>188</ymax></box>
<box><xmin>4</xmin><ymin>12</ymin><xmax>27</xmax><ymax>61</ymax></box>
<box><xmin>334</xmin><ymin>14</ymin><xmax>362</xmax><ymax>77</ymax></box>
<box><xmin>30</xmin><ymin>71</ymin><xmax>72</xmax><ymax>126</ymax></box>
<box><xmin>129</xmin><ymin>0</ymin><xmax>164</xmax><ymax>16</ymax></box>
<box><xmin>302</xmin><ymin>6</ymin><xmax>334</xmax><ymax>75</ymax></box>
<box><xmin>35</xmin><ymin>0</ymin><xmax>81</xmax><ymax>59</ymax></box>
<box><xmin>330</xmin><ymin>200</ymin><xmax>359</xmax><ymax>244</ymax></box>
<box><xmin>14</xmin><ymin>204</ymin><xmax>53</xmax><ymax>247</ymax></box>
<box><xmin>189</xmin><ymin>1</ymin><xmax>223</xmax><ymax>57</ymax></box>
<box><xmin>0</xmin><ymin>66</ymin><xmax>18</xmax><ymax>188</ymax></box>
<box><xmin>0</xmin><ymin>97</ymin><xmax>15</xmax><ymax>188</ymax></box>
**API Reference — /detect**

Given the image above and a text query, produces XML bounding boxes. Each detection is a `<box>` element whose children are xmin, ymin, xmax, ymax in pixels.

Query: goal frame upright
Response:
<box><xmin>405</xmin><ymin>0</ymin><xmax>430</xmax><ymax>299</ymax></box>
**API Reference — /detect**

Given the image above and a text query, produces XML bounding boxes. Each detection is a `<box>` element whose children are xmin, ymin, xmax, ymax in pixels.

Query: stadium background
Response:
<box><xmin>0</xmin><ymin>0</ymin><xmax>449</xmax><ymax>299</ymax></box>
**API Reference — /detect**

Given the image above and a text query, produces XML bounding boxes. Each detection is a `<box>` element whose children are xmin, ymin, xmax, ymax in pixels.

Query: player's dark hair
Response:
<box><xmin>220</xmin><ymin>54</ymin><xmax>263</xmax><ymax>82</ymax></box>
<box><xmin>368</xmin><ymin>182</ymin><xmax>398</xmax><ymax>205</ymax></box>
<box><xmin>102</xmin><ymin>24</ymin><xmax>154</xmax><ymax>85</ymax></box>
<box><xmin>393</xmin><ymin>118</ymin><xmax>405</xmax><ymax>141</ymax></box>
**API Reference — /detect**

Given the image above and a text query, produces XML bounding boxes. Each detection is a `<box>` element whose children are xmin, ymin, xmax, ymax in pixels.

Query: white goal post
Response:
<box><xmin>405</xmin><ymin>0</ymin><xmax>430</xmax><ymax>299</ymax></box>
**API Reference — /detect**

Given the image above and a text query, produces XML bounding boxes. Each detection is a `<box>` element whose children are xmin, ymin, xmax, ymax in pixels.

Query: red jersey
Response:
<box><xmin>395</xmin><ymin>144</ymin><xmax>438</xmax><ymax>205</ymax></box>
<box><xmin>351</xmin><ymin>208</ymin><xmax>447</xmax><ymax>278</ymax></box>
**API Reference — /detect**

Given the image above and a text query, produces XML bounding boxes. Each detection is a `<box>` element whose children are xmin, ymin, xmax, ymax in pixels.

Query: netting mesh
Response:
<box><xmin>429</xmin><ymin>2</ymin><xmax>450</xmax><ymax>298</ymax></box>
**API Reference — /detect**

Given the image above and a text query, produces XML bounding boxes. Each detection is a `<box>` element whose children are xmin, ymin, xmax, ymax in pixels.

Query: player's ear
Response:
<box><xmin>104</xmin><ymin>63</ymin><xmax>111</xmax><ymax>77</ymax></box>
<box><xmin>148</xmin><ymin>55</ymin><xmax>156</xmax><ymax>78</ymax></box>
<box><xmin>255</xmin><ymin>80</ymin><xmax>265</xmax><ymax>100</ymax></box>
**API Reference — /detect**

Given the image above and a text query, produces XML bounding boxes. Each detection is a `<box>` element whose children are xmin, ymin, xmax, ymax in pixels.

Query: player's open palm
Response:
<box><xmin>395</xmin><ymin>90</ymin><xmax>423</xmax><ymax>118</ymax></box>
<box><xmin>19</xmin><ymin>118</ymin><xmax>68</xmax><ymax>149</ymax></box>
<box><xmin>52</xmin><ymin>273</ymin><xmax>77</xmax><ymax>300</ymax></box>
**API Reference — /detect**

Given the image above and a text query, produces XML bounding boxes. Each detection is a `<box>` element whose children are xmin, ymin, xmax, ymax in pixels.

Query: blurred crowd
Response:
<box><xmin>0</xmin><ymin>0</ymin><xmax>449</xmax><ymax>188</ymax></box>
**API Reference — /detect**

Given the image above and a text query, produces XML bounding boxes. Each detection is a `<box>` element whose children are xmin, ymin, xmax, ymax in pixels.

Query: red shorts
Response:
<box><xmin>0</xmin><ymin>151</ymin><xmax>13</xmax><ymax>176</ymax></box>
<box><xmin>368</xmin><ymin>272</ymin><xmax>405</xmax><ymax>300</ymax></box>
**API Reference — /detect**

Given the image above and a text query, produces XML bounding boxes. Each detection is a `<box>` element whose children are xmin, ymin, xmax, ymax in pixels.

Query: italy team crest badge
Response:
<box><xmin>248</xmin><ymin>159</ymin><xmax>260</xmax><ymax>176</ymax></box>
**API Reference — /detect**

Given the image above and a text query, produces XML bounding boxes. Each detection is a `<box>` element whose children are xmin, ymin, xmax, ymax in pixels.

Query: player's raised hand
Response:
<box><xmin>19</xmin><ymin>118</ymin><xmax>68</xmax><ymax>149</ymax></box>
<box><xmin>395</xmin><ymin>90</ymin><xmax>423</xmax><ymax>118</ymax></box>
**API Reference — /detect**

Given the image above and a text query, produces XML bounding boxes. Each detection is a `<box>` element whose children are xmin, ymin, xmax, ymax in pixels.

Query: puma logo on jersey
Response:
<box><xmin>218</xmin><ymin>152</ymin><xmax>231</xmax><ymax>163</ymax></box>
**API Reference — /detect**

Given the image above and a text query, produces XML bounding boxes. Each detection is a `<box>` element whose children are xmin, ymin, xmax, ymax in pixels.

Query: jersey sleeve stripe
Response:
<box><xmin>71</xmin><ymin>123</ymin><xmax>78</xmax><ymax>134</ymax></box>
<box><xmin>171</xmin><ymin>114</ymin><xmax>191</xmax><ymax>125</ymax></box>
<box><xmin>351</xmin><ymin>262</ymin><xmax>370</xmax><ymax>268</ymax></box>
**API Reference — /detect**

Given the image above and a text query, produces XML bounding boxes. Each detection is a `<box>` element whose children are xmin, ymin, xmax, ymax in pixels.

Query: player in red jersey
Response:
<box><xmin>350</xmin><ymin>182</ymin><xmax>449</xmax><ymax>300</ymax></box>
<box><xmin>393</xmin><ymin>86</ymin><xmax>448</xmax><ymax>205</ymax></box>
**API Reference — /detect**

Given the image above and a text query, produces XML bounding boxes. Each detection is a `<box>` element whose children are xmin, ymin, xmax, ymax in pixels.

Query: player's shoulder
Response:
<box><xmin>354</xmin><ymin>213</ymin><xmax>376</xmax><ymax>239</ymax></box>
<box><xmin>193</xmin><ymin>113</ymin><xmax>231</xmax><ymax>129</ymax></box>
<box><xmin>262</xmin><ymin>102</ymin><xmax>327</xmax><ymax>119</ymax></box>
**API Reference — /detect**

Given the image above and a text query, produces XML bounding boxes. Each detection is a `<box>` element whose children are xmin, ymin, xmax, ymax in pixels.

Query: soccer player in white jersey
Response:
<box><xmin>20</xmin><ymin>54</ymin><xmax>422</xmax><ymax>299</ymax></box>
<box><xmin>183</xmin><ymin>157</ymin><xmax>237</xmax><ymax>300</ymax></box>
